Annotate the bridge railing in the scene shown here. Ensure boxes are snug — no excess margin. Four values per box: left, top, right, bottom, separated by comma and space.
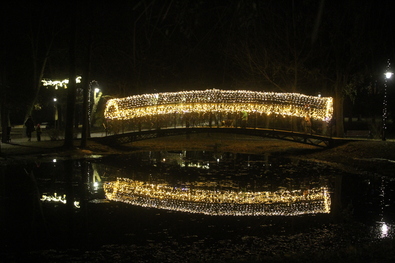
103, 112, 333, 137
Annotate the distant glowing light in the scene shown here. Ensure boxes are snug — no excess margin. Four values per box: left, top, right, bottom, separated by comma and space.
104, 89, 333, 122
385, 72, 393, 79
104, 177, 331, 216
381, 223, 389, 238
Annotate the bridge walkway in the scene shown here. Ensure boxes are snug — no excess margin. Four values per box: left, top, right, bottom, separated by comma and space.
92, 126, 352, 148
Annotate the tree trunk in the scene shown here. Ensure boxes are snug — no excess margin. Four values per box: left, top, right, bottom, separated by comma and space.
334, 85, 344, 138
1, 98, 8, 143
80, 36, 91, 148
64, 18, 77, 149
26, 47, 51, 119
1, 21, 9, 143
26, 25, 55, 119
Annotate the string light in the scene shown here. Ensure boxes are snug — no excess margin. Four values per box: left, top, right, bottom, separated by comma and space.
104, 177, 331, 216
104, 89, 333, 122
42, 76, 82, 89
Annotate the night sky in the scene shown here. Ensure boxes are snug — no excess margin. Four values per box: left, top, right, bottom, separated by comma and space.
1, 0, 395, 123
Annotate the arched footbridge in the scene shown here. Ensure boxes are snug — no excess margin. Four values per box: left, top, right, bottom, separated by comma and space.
94, 127, 336, 148
99, 89, 336, 147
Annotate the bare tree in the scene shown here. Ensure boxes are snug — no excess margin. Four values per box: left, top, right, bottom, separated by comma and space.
226, 1, 387, 137
310, 0, 381, 137
24, 4, 69, 121
26, 27, 55, 119
225, 1, 313, 92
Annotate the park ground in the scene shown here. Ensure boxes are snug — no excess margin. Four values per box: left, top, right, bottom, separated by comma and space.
2, 130, 395, 176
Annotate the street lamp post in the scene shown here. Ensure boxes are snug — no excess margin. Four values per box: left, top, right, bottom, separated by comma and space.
91, 84, 102, 128
382, 59, 393, 141
53, 98, 58, 129
81, 80, 102, 147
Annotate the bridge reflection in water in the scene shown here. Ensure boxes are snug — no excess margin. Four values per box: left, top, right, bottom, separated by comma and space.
104, 178, 331, 216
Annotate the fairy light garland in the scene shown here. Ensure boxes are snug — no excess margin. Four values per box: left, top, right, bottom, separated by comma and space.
42, 76, 82, 89
104, 89, 333, 122
104, 178, 331, 216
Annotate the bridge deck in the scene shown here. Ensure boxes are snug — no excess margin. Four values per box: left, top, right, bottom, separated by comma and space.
92, 126, 350, 148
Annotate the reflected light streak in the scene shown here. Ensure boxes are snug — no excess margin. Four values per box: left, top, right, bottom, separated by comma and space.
104, 178, 331, 216
104, 89, 333, 122
41, 193, 80, 208
180, 162, 210, 169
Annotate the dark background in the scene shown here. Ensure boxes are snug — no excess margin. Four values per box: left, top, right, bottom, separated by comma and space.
1, 0, 395, 125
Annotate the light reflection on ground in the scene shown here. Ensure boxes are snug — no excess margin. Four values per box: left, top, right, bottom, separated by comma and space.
371, 221, 394, 239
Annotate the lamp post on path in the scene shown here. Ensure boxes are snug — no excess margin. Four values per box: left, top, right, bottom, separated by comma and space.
82, 80, 101, 146
382, 59, 393, 141
91, 86, 102, 128
53, 98, 58, 129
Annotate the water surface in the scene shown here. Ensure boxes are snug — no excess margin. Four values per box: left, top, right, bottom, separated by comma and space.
2, 151, 394, 261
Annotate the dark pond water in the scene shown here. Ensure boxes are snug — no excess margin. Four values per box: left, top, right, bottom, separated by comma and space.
1, 151, 394, 262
